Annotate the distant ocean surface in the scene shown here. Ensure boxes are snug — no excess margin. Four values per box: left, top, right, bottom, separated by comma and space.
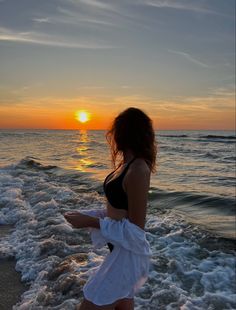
0, 129, 235, 309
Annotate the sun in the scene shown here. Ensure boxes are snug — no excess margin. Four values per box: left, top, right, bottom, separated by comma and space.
75, 111, 90, 123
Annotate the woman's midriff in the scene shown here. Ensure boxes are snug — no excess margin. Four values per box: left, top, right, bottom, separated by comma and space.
106, 202, 128, 220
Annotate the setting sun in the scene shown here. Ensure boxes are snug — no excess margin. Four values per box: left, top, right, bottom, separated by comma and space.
75, 111, 90, 123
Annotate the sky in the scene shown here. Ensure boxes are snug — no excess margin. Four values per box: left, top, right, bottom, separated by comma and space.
0, 0, 235, 130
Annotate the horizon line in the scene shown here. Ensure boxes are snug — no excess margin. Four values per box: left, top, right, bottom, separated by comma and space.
0, 128, 235, 131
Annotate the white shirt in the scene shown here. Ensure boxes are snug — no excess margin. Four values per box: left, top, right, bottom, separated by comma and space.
80, 208, 152, 306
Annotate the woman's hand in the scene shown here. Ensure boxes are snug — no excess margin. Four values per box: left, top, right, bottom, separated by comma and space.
64, 212, 100, 229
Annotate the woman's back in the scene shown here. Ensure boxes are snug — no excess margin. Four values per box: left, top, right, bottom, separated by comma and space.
105, 156, 151, 228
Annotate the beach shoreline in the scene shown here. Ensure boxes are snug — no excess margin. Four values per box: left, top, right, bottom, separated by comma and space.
0, 225, 28, 310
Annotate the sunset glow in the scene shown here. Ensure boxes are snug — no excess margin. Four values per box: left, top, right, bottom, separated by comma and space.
75, 111, 90, 124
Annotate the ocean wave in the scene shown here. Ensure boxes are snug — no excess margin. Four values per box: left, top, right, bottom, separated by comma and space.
202, 152, 219, 159
17, 157, 58, 170
158, 134, 236, 143
89, 140, 106, 147
148, 188, 236, 215
159, 134, 189, 138
223, 156, 236, 162
148, 187, 236, 240
200, 135, 236, 139
0, 131, 50, 138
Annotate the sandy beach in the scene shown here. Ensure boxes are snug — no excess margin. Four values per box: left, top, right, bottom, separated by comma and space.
0, 225, 27, 310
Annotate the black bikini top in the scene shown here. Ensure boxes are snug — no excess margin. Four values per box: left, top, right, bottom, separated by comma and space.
103, 157, 137, 210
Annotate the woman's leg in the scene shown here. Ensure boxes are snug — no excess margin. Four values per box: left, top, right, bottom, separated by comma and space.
114, 298, 134, 310
77, 298, 116, 310
77, 297, 134, 310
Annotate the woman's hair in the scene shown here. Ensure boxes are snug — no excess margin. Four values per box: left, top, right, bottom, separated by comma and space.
106, 107, 157, 173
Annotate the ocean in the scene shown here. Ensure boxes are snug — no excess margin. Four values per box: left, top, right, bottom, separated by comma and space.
0, 129, 235, 309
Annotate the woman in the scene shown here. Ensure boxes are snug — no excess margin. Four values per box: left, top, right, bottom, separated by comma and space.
64, 107, 157, 310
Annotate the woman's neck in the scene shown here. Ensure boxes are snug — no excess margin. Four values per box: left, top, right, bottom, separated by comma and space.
123, 150, 135, 164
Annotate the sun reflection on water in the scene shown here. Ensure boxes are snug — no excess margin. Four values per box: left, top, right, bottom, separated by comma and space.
75, 130, 93, 172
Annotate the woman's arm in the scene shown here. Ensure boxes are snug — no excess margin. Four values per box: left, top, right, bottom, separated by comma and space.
124, 159, 151, 230
64, 212, 100, 229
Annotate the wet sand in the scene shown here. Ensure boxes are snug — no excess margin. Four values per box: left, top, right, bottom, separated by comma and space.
0, 225, 28, 310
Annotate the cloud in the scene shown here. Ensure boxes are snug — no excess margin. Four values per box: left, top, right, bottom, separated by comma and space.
167, 49, 209, 68
209, 86, 235, 97
68, 0, 224, 16
77, 86, 106, 90
142, 0, 224, 15
56, 7, 116, 27
0, 26, 117, 48
32, 17, 51, 23
76, 0, 115, 11
61, 0, 140, 28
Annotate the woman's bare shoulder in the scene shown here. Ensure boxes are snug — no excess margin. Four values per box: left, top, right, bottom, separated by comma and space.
132, 158, 150, 172
127, 158, 151, 180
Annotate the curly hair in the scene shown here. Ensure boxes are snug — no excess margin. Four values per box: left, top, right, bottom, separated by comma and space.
106, 107, 157, 173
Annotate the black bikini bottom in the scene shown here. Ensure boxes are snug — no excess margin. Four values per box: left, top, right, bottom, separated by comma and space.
107, 242, 114, 252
